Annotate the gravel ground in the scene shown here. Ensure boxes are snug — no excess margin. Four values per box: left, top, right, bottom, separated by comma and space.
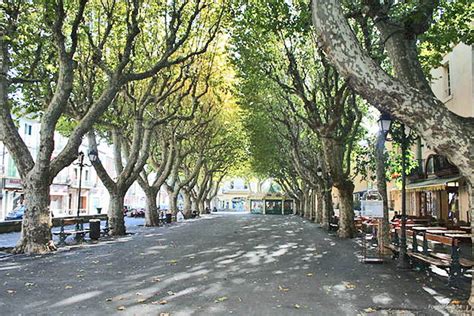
0, 214, 470, 315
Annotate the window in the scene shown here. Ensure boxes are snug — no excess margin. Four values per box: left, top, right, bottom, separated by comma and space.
24, 123, 32, 136
443, 62, 451, 98
7, 157, 18, 177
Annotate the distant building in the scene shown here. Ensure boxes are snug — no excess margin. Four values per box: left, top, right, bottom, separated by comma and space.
214, 178, 294, 215
0, 118, 147, 220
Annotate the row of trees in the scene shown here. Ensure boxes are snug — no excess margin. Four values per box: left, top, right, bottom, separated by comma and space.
232, 0, 473, 302
0, 0, 244, 254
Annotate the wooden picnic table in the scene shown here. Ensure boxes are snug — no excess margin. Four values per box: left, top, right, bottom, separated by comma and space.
411, 226, 447, 231
412, 218, 431, 223
426, 229, 466, 235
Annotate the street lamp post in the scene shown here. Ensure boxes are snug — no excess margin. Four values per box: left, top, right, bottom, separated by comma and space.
378, 113, 411, 269
73, 150, 98, 232
397, 123, 411, 269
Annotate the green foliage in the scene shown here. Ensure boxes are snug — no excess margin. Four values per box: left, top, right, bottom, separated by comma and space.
419, 0, 473, 72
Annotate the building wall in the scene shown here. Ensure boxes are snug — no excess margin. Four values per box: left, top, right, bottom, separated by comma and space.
430, 43, 473, 118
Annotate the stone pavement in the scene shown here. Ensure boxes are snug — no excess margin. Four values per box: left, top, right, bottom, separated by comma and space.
0, 214, 469, 315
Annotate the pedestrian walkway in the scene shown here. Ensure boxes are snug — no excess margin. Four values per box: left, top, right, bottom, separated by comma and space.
0, 214, 468, 315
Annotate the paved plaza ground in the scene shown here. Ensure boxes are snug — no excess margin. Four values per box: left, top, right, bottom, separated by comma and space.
0, 214, 470, 315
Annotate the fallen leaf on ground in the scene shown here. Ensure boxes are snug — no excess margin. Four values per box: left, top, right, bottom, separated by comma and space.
168, 260, 178, 265
306, 273, 313, 277
450, 300, 462, 305
214, 296, 228, 303
159, 300, 168, 305
6, 289, 16, 294
65, 285, 73, 289
294, 304, 301, 309
25, 282, 35, 287
117, 306, 126, 311
167, 291, 175, 296
105, 298, 112, 302
137, 298, 146, 303
152, 277, 161, 282
363, 307, 376, 313
278, 285, 289, 292
345, 283, 356, 289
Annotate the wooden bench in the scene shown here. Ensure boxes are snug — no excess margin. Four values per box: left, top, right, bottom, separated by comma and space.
52, 215, 109, 245
52, 218, 89, 245
408, 231, 470, 286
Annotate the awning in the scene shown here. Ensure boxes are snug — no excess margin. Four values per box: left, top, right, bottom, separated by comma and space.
406, 175, 462, 192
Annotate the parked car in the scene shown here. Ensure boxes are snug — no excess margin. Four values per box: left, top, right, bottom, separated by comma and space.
5, 205, 26, 220
130, 208, 145, 217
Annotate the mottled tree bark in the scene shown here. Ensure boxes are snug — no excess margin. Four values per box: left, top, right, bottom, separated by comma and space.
315, 189, 323, 224
168, 191, 178, 215
183, 189, 192, 218
108, 191, 126, 236
321, 185, 334, 230
335, 180, 355, 238
144, 188, 159, 227
303, 187, 311, 219
13, 181, 52, 254
321, 138, 355, 237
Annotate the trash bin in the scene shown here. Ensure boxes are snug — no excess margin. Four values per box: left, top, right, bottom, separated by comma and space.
89, 219, 101, 240
165, 213, 172, 224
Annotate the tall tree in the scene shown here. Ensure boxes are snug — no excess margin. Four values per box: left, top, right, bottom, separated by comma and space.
0, 0, 224, 253
312, 0, 474, 301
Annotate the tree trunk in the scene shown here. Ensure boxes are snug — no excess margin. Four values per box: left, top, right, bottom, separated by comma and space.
169, 192, 178, 215
315, 189, 323, 224
13, 182, 52, 254
321, 185, 334, 230
198, 199, 205, 214
303, 188, 310, 219
294, 199, 301, 216
183, 190, 192, 218
144, 188, 160, 227
375, 131, 391, 254
336, 180, 355, 238
108, 192, 126, 236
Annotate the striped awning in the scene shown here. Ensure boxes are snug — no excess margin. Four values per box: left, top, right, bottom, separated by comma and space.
406, 175, 462, 192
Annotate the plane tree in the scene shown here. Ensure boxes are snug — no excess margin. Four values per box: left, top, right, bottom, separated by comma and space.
232, 0, 366, 237
0, 0, 224, 253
